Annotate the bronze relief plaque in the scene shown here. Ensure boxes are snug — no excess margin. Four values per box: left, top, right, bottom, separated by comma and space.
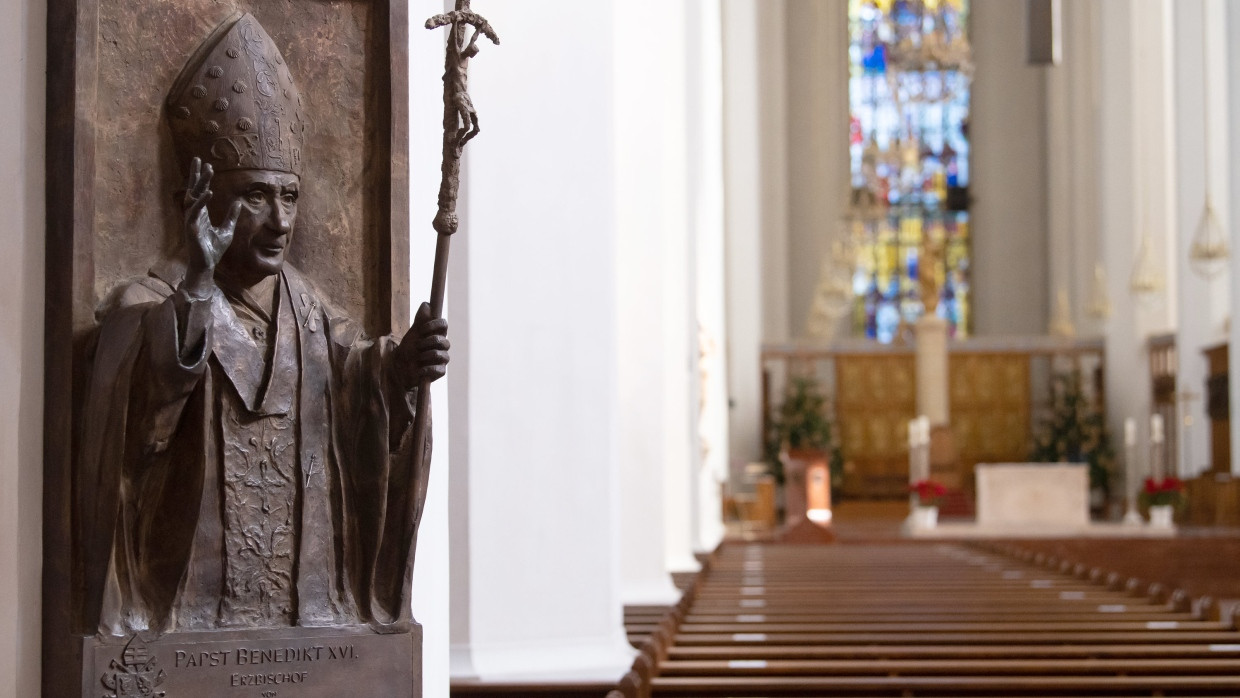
46, 1, 428, 696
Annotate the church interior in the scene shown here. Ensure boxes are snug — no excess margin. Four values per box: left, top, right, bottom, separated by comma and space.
4, 0, 1240, 696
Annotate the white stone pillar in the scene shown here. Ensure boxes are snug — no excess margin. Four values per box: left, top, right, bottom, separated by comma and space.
614, 0, 696, 602
1227, 0, 1240, 475
1172, 0, 1231, 478
689, 0, 729, 554
1045, 1, 1105, 338
915, 316, 951, 426
1097, 0, 1177, 478
722, 0, 790, 466
448, 0, 633, 680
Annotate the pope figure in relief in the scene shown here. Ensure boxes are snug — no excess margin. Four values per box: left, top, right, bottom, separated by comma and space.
77, 13, 448, 637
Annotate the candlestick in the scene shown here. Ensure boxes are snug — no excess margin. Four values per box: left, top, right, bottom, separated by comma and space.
1124, 417, 1136, 447
1122, 437, 1142, 526
1150, 412, 1166, 481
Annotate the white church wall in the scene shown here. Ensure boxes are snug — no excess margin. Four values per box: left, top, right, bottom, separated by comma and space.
0, 0, 44, 692
448, 0, 633, 680
969, 0, 1050, 336
784, 0, 850, 341
450, 0, 729, 671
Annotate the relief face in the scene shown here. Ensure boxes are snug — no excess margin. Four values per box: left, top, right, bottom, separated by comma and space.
78, 12, 447, 639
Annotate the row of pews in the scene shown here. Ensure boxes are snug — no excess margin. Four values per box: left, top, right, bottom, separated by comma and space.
611, 541, 1240, 697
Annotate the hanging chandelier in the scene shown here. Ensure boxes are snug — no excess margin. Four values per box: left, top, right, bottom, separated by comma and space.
1130, 230, 1165, 297
1188, 17, 1229, 279
1189, 196, 1229, 279
1086, 263, 1112, 319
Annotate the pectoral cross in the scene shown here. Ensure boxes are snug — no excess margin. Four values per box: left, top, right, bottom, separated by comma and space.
299, 293, 319, 333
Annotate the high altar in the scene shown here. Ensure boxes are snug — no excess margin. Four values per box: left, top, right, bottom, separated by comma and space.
763, 335, 1105, 500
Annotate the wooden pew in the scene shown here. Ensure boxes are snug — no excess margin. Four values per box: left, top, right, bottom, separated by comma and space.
625, 604, 673, 647
621, 541, 1240, 697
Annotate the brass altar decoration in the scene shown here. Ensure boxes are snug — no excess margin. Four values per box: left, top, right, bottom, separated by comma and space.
835, 353, 918, 496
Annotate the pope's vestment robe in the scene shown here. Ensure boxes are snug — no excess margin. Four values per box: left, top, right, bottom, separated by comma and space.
77, 262, 428, 636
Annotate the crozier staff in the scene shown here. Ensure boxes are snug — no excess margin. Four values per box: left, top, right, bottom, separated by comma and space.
407, 0, 499, 549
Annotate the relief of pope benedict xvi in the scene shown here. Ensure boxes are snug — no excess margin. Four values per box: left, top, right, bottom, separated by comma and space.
76, 12, 449, 637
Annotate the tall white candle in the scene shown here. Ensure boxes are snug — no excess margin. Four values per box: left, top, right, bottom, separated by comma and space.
908, 418, 920, 449
1124, 418, 1136, 447
1151, 414, 1164, 444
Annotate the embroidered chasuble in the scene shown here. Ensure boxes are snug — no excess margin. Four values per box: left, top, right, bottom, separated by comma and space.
169, 274, 347, 630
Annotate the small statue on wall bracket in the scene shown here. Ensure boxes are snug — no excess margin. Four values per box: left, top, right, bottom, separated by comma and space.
919, 234, 944, 316
75, 3, 495, 639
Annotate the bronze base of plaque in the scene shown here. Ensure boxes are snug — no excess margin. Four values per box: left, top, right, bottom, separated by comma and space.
83, 624, 421, 697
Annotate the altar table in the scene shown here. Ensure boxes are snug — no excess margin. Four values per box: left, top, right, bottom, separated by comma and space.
975, 463, 1089, 529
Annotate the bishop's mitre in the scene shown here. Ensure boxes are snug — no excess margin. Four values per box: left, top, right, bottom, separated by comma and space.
166, 12, 308, 176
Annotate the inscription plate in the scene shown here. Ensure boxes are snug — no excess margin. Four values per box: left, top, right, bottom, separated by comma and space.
83, 625, 420, 698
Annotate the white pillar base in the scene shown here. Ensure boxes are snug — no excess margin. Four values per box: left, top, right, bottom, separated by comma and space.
915, 315, 951, 425
622, 579, 685, 607
466, 635, 637, 682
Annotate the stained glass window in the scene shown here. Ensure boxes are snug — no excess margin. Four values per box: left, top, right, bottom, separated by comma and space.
847, 0, 972, 343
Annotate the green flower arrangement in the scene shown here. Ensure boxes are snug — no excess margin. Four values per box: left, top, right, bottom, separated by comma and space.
765, 376, 844, 487
1029, 370, 1115, 499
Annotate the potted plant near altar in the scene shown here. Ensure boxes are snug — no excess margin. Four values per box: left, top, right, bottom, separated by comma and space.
1030, 370, 1116, 513
765, 376, 844, 523
1139, 477, 1185, 528
766, 377, 843, 481
909, 479, 948, 529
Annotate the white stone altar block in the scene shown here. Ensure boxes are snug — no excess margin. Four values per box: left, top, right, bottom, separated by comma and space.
975, 463, 1090, 528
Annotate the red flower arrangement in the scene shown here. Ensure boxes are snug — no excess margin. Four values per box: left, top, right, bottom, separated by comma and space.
909, 479, 948, 507
1140, 477, 1186, 508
